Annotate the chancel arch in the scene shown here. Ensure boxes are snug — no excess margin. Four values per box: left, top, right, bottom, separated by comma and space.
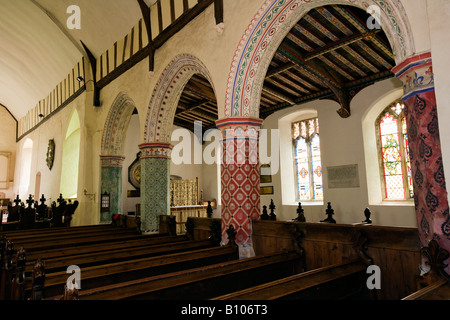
140, 53, 217, 233
224, 0, 415, 119
100, 92, 139, 223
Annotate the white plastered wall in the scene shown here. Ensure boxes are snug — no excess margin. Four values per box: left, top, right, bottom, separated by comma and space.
263, 78, 417, 227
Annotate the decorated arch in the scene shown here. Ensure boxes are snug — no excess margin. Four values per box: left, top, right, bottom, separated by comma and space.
224, 0, 415, 119
100, 92, 137, 223
140, 54, 216, 232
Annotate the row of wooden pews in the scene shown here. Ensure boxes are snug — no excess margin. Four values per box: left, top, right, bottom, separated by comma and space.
1, 213, 448, 301
1, 194, 78, 231
74, 250, 302, 300
241, 220, 450, 300
41, 219, 304, 300
212, 259, 369, 300
0, 216, 243, 300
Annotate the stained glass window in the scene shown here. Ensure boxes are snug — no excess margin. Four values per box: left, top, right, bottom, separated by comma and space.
376, 101, 413, 200
292, 118, 323, 201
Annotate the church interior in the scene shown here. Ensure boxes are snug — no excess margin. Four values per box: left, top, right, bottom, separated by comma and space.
0, 0, 449, 303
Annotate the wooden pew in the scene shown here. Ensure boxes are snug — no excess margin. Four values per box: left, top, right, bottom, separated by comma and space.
0, 224, 113, 237
26, 216, 225, 299
63, 250, 303, 300
211, 259, 369, 300
402, 240, 450, 300
251, 220, 422, 300
2, 225, 134, 241
33, 245, 238, 298
402, 279, 450, 300
6, 228, 144, 252
24, 234, 188, 262
1, 220, 172, 299
3, 216, 221, 300
27, 238, 217, 273
1, 194, 80, 232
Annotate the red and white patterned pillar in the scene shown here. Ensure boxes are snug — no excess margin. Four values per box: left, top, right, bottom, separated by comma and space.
216, 118, 263, 246
393, 52, 450, 272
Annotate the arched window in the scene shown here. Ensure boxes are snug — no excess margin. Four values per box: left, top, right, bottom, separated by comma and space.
376, 101, 413, 200
292, 118, 323, 201
60, 110, 80, 199
19, 139, 33, 197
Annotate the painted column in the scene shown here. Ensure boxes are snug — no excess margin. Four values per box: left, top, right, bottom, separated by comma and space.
100, 155, 125, 223
216, 118, 263, 246
139, 142, 173, 233
393, 52, 450, 272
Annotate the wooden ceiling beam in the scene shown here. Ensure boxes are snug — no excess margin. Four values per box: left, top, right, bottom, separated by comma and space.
278, 43, 352, 118
304, 30, 381, 61
176, 99, 209, 116
137, 0, 154, 71
267, 72, 312, 95
262, 86, 295, 105
333, 5, 394, 61
184, 81, 216, 102
265, 62, 296, 78
279, 43, 337, 87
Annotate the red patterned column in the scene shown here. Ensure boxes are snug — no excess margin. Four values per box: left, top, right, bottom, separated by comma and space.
393, 52, 450, 272
216, 118, 263, 246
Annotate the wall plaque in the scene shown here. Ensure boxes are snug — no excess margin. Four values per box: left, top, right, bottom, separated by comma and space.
46, 139, 55, 170
327, 164, 360, 189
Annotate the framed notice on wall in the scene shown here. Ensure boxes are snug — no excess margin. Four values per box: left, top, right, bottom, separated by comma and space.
260, 186, 274, 195
101, 192, 110, 212
260, 164, 272, 183
327, 164, 360, 189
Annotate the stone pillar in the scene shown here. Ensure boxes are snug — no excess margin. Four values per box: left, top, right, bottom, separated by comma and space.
100, 155, 125, 223
393, 52, 450, 272
216, 118, 263, 246
139, 142, 173, 233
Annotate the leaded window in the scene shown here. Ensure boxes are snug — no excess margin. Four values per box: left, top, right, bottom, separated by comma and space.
376, 101, 413, 200
292, 118, 323, 201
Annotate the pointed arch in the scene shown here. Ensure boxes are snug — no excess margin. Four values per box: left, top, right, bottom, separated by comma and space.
101, 92, 137, 156
224, 0, 415, 118
143, 53, 216, 143
100, 92, 139, 223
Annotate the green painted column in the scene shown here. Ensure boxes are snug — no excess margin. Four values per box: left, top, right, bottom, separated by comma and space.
100, 156, 125, 223
139, 143, 173, 233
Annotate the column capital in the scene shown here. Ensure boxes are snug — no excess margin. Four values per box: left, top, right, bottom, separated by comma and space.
100, 155, 125, 168
215, 117, 263, 140
139, 142, 173, 160
216, 117, 263, 129
392, 52, 434, 100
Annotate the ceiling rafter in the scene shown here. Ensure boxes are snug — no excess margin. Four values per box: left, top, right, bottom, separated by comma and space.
333, 5, 394, 61
278, 41, 354, 118
176, 99, 209, 116
173, 5, 396, 130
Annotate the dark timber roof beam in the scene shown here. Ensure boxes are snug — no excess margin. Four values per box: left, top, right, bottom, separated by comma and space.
278, 42, 352, 118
